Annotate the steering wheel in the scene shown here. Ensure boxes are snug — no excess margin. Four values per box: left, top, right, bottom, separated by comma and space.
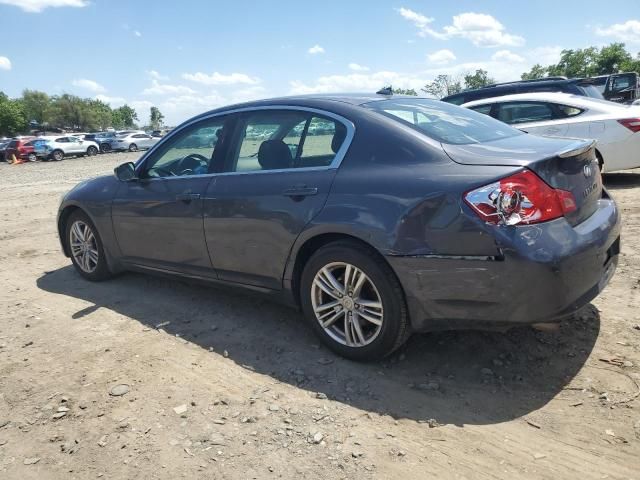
177, 153, 208, 175
149, 166, 176, 177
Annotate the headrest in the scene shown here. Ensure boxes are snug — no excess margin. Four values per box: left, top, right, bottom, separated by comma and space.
258, 140, 292, 170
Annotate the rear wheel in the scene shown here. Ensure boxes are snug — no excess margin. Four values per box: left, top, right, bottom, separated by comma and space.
52, 150, 64, 161
128, 143, 138, 152
87, 146, 98, 156
300, 241, 410, 361
100, 143, 111, 153
65, 210, 112, 281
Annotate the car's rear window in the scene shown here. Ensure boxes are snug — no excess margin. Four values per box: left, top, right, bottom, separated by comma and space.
365, 98, 523, 145
576, 84, 604, 99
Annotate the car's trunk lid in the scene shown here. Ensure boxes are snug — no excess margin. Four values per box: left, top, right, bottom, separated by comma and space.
442, 135, 602, 226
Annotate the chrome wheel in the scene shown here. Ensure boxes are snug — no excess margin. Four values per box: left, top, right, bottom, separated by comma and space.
69, 220, 99, 273
311, 262, 384, 347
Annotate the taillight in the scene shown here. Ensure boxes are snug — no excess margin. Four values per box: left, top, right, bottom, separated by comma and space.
464, 169, 576, 226
617, 118, 640, 133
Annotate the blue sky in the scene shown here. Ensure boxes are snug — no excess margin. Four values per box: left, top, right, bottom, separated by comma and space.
0, 0, 639, 124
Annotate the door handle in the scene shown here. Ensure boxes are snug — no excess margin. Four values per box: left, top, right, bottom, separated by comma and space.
176, 192, 201, 202
282, 186, 318, 197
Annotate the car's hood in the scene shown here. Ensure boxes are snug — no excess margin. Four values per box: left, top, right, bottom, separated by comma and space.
441, 134, 592, 167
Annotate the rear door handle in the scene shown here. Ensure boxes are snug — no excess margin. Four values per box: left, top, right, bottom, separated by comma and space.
282, 186, 318, 197
176, 192, 201, 202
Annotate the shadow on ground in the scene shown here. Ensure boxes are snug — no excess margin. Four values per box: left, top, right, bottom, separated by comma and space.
604, 172, 640, 190
38, 266, 599, 426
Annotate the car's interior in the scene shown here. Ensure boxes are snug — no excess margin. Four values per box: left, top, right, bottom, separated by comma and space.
142, 112, 347, 178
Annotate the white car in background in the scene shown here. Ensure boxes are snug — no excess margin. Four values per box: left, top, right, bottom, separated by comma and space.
38, 135, 100, 161
462, 92, 640, 172
109, 132, 159, 152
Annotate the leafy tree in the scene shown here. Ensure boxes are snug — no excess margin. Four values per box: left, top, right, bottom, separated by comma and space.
595, 43, 633, 75
464, 69, 495, 89
547, 47, 600, 77
21, 89, 50, 126
0, 92, 28, 136
149, 106, 164, 129
112, 105, 138, 129
391, 87, 418, 96
86, 99, 113, 131
521, 64, 548, 80
421, 74, 462, 99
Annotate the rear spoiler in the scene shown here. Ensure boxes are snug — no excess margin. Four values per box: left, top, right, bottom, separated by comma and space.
557, 140, 596, 158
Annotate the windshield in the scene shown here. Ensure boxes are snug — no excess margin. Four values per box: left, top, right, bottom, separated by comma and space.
365, 98, 523, 145
577, 84, 604, 99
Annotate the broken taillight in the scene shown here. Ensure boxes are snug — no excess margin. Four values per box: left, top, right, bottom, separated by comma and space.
464, 169, 577, 226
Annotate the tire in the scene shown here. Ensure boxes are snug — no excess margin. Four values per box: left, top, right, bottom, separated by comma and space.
596, 151, 604, 172
300, 240, 410, 361
87, 146, 98, 156
128, 143, 138, 152
100, 143, 111, 153
65, 210, 112, 281
52, 150, 64, 161
27, 153, 37, 162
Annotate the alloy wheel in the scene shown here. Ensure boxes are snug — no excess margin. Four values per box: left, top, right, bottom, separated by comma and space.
310, 262, 384, 347
69, 220, 99, 273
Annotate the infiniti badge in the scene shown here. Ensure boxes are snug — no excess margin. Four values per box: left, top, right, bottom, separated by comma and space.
583, 164, 593, 178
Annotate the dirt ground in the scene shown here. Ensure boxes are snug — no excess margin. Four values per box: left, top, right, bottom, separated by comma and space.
0, 153, 639, 480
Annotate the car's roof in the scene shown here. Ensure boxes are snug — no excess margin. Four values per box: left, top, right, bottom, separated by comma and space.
461, 92, 623, 110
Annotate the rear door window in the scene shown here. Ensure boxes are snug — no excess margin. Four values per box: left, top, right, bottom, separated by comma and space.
469, 104, 494, 116
495, 102, 555, 124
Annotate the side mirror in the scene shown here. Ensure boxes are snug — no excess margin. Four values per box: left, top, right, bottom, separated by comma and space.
114, 162, 137, 182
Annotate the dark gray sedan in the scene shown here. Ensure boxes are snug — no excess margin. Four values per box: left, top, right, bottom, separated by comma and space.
57, 94, 621, 360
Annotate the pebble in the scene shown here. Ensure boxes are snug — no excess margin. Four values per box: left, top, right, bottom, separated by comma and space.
623, 361, 634, 367
97, 435, 108, 447
317, 358, 333, 365
480, 368, 494, 376
173, 404, 188, 415
57, 406, 70, 413
223, 350, 229, 358
417, 382, 440, 391
315, 392, 328, 400
312, 432, 324, 444
533, 453, 547, 460
23, 457, 40, 465
109, 384, 130, 397
268, 404, 280, 412
209, 433, 226, 446
52, 412, 67, 419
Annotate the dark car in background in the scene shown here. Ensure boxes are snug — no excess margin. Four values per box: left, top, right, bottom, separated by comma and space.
442, 77, 604, 105
57, 94, 620, 360
0, 139, 10, 162
85, 132, 117, 152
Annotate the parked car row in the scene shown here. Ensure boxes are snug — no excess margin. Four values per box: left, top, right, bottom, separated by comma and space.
439, 76, 640, 173
1, 130, 162, 162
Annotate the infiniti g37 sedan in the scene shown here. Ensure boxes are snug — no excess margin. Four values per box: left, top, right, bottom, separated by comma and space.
57, 95, 621, 360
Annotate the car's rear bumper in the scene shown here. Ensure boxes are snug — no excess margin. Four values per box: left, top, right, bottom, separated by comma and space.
387, 195, 621, 332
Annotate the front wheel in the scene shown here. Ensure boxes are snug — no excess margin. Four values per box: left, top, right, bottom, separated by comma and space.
65, 210, 112, 281
27, 153, 37, 162
128, 143, 138, 152
300, 241, 410, 361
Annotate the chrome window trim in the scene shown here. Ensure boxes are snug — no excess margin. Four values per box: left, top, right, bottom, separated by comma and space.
134, 105, 355, 180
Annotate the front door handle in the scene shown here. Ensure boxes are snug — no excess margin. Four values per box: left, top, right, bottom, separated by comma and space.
282, 186, 318, 197
176, 192, 201, 202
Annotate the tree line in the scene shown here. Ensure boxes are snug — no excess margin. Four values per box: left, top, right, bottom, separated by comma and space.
393, 42, 640, 99
0, 90, 165, 137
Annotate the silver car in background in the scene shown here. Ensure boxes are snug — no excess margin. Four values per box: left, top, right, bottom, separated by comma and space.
109, 133, 159, 152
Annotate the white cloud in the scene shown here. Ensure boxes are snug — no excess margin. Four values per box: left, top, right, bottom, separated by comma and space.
0, 56, 11, 70
0, 0, 87, 12
72, 78, 106, 93
129, 100, 154, 111
147, 70, 169, 81
308, 45, 325, 55
398, 9, 524, 47
397, 7, 434, 28
491, 50, 525, 63
142, 79, 196, 96
229, 86, 267, 104
428, 49, 456, 65
181, 71, 260, 86
134, 30, 142, 37
348, 63, 370, 72
95, 94, 126, 107
596, 20, 640, 44
290, 71, 427, 95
